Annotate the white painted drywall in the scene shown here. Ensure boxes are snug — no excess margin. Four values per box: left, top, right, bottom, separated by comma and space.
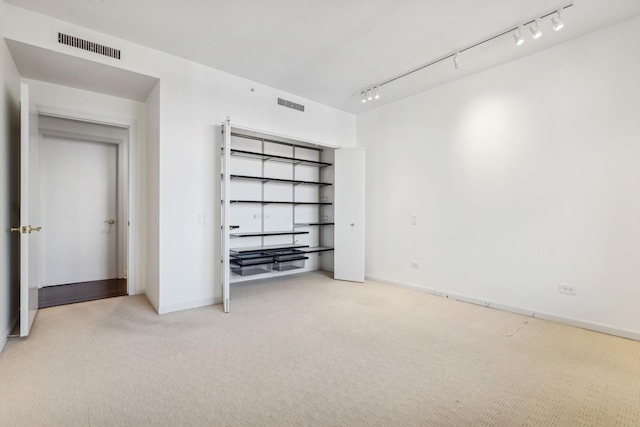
145, 81, 160, 312
0, 13, 22, 352
358, 16, 640, 338
0, 4, 357, 314
155, 54, 356, 313
41, 137, 118, 285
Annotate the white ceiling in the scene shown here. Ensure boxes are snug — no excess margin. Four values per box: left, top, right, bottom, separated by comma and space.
5, 0, 640, 113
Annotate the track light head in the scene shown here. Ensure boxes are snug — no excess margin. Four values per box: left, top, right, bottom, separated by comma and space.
453, 52, 461, 69
513, 26, 524, 46
374, 87, 380, 99
361, 92, 367, 103
530, 19, 542, 39
552, 10, 564, 31
367, 89, 373, 101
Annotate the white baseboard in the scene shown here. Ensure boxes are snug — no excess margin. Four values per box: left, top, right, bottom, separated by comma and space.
158, 297, 222, 315
366, 275, 640, 342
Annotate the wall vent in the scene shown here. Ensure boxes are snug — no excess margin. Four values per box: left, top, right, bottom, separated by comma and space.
57, 32, 121, 60
277, 98, 305, 112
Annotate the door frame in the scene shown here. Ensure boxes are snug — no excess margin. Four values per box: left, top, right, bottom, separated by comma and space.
35, 105, 139, 295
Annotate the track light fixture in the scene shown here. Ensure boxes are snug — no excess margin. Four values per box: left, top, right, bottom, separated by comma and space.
360, 86, 381, 104
552, 9, 564, 31
530, 19, 542, 39
513, 26, 524, 46
356, 3, 573, 105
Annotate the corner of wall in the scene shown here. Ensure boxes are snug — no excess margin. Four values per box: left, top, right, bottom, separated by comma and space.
143, 80, 160, 312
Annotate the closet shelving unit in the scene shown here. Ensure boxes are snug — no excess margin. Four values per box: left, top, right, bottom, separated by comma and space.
221, 121, 335, 311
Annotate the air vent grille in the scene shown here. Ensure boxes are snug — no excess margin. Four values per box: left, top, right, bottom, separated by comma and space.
277, 98, 305, 112
57, 32, 121, 60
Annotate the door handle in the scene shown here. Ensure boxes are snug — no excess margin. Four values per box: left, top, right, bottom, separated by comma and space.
105, 219, 116, 225
29, 226, 42, 233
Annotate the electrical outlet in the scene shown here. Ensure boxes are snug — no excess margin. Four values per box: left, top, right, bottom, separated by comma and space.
410, 261, 419, 269
411, 215, 418, 226
198, 214, 205, 226
559, 283, 577, 295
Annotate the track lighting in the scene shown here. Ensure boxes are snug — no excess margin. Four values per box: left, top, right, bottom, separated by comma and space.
360, 86, 381, 104
513, 26, 524, 46
453, 52, 461, 69
552, 10, 564, 31
355, 3, 573, 105
530, 19, 542, 39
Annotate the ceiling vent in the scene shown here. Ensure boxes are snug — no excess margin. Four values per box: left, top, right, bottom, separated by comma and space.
277, 98, 305, 112
57, 32, 121, 60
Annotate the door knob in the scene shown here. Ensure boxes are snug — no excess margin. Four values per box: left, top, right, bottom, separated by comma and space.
105, 219, 116, 225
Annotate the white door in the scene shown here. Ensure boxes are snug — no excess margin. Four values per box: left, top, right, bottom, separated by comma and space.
334, 147, 365, 282
41, 137, 118, 286
15, 83, 40, 337
221, 120, 231, 313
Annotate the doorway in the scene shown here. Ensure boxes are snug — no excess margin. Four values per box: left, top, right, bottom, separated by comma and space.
37, 115, 129, 307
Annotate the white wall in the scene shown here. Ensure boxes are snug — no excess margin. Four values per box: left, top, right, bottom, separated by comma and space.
153, 41, 355, 313
145, 81, 160, 312
358, 16, 640, 339
0, 8, 21, 352
1, 4, 357, 314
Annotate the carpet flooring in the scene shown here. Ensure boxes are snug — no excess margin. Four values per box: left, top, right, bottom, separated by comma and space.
0, 271, 639, 426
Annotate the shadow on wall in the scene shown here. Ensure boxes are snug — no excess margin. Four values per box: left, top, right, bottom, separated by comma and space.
4, 82, 21, 326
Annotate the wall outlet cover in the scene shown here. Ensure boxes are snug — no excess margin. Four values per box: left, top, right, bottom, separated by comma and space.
559, 283, 577, 295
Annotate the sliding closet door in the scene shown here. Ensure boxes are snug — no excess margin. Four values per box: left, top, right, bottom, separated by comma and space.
334, 147, 365, 282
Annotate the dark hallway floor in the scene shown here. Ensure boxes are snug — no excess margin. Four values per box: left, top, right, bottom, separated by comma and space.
38, 278, 127, 308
